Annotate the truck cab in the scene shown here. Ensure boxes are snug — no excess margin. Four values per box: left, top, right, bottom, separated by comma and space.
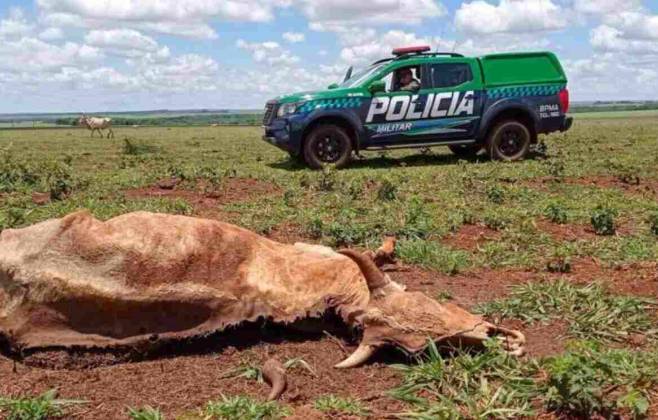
263, 46, 572, 169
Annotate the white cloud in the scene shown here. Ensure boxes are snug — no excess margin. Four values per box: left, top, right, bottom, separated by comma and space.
298, 0, 445, 28
38, 27, 64, 40
339, 30, 437, 65
282, 31, 305, 43
36, 0, 289, 39
0, 8, 33, 39
0, 37, 103, 73
37, 0, 276, 23
138, 54, 221, 92
563, 53, 658, 100
236, 39, 300, 66
589, 7, 658, 56
455, 0, 567, 35
603, 11, 658, 41
572, 0, 642, 16
42, 12, 220, 39
590, 25, 658, 54
85, 29, 159, 53
336, 27, 553, 67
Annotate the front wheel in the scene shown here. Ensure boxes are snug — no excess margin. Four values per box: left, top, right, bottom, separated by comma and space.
486, 120, 531, 161
303, 124, 353, 169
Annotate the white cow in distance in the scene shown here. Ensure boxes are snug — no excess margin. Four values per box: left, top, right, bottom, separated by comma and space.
78, 114, 115, 138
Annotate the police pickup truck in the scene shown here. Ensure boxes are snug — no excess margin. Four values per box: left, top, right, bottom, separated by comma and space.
263, 46, 573, 169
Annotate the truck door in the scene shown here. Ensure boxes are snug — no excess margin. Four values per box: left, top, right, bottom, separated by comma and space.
362, 60, 483, 146
421, 59, 484, 141
363, 64, 433, 147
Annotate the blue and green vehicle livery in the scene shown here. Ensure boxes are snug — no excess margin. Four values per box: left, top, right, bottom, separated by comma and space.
263, 46, 572, 168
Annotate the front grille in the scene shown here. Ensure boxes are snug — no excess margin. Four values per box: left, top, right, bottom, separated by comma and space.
263, 103, 277, 126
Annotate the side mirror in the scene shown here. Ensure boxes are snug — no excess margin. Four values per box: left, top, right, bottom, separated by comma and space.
328, 83, 339, 90
369, 80, 386, 94
343, 66, 353, 82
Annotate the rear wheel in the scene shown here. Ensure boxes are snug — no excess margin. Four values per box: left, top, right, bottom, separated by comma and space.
449, 143, 483, 158
486, 120, 531, 161
303, 124, 353, 169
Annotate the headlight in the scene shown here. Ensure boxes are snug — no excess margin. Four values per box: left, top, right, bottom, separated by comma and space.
277, 102, 302, 117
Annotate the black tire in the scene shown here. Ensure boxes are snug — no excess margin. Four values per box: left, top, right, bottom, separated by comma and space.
449, 143, 483, 158
303, 124, 353, 169
486, 120, 531, 161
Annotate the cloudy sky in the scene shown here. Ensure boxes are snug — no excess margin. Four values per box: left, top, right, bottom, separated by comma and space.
0, 0, 657, 113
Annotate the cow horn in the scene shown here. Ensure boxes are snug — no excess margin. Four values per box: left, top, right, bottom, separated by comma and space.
262, 358, 287, 401
334, 343, 376, 369
338, 249, 389, 291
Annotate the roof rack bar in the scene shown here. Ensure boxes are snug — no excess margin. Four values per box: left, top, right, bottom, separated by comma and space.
371, 51, 464, 65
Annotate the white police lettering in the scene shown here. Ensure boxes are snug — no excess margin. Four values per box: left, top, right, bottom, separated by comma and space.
539, 104, 560, 119
366, 91, 475, 123
366, 97, 390, 122
376, 122, 413, 133
406, 95, 424, 120
386, 96, 409, 121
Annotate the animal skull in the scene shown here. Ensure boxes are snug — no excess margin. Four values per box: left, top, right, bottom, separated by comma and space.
0, 211, 525, 367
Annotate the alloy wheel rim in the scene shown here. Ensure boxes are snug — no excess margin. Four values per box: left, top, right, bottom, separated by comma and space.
316, 136, 342, 163
498, 127, 525, 156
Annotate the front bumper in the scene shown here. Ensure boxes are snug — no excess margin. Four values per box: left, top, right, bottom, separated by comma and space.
263, 118, 294, 153
262, 113, 308, 156
560, 116, 573, 132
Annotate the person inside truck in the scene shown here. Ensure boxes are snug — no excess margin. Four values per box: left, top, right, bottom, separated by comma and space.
397, 67, 420, 91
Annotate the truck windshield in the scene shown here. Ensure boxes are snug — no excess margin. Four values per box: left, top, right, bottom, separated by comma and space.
337, 63, 385, 88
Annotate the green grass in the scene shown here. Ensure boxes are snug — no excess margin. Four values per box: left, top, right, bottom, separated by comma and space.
202, 395, 289, 420
391, 341, 538, 419
477, 280, 658, 342
573, 109, 658, 119
398, 239, 471, 274
541, 341, 658, 418
392, 340, 658, 419
313, 395, 370, 417
128, 406, 165, 420
0, 390, 84, 420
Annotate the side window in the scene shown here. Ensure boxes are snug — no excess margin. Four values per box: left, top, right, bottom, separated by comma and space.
430, 63, 473, 89
376, 66, 423, 92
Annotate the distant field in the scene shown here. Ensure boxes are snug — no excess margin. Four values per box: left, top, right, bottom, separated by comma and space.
574, 109, 658, 119
1, 114, 657, 419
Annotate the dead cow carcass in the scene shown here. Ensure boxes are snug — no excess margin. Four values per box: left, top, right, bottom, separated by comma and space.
0, 211, 525, 367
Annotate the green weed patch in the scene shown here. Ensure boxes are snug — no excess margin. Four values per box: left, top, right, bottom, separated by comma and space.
0, 390, 84, 420
202, 395, 289, 420
398, 239, 470, 275
477, 280, 658, 342
314, 395, 370, 417
392, 341, 658, 419
541, 341, 658, 418
391, 341, 538, 419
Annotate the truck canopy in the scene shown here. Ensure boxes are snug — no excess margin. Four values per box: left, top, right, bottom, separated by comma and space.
479, 52, 567, 88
